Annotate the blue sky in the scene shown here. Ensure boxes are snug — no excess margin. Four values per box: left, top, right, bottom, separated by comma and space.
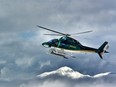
0, 0, 116, 87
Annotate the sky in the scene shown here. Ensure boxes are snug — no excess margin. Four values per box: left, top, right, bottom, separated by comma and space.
0, 0, 116, 87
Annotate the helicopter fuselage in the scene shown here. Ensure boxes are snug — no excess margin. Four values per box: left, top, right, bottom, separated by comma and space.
42, 36, 98, 53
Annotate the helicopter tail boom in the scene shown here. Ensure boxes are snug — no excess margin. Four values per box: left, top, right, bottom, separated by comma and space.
98, 41, 109, 59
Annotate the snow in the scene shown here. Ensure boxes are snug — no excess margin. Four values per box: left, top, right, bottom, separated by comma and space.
37, 66, 111, 79
93, 72, 111, 78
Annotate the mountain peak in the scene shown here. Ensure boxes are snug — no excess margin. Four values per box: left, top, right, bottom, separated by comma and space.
37, 66, 84, 79
37, 66, 111, 79
57, 66, 73, 72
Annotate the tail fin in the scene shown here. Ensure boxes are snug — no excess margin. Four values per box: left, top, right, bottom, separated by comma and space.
98, 41, 109, 59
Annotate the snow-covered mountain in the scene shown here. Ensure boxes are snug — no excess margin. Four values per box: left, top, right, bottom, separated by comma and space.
37, 66, 111, 79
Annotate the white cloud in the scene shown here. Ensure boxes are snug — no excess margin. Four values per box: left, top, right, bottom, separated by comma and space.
0, 0, 116, 87
20, 79, 115, 87
0, 67, 11, 81
74, 83, 114, 87
39, 61, 51, 68
20, 80, 70, 87
93, 72, 111, 78
0, 60, 6, 65
15, 57, 34, 69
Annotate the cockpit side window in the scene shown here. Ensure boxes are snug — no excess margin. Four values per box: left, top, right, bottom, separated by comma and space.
48, 40, 53, 43
64, 37, 77, 45
52, 39, 58, 42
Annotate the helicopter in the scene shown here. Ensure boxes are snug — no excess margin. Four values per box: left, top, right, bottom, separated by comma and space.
37, 25, 109, 59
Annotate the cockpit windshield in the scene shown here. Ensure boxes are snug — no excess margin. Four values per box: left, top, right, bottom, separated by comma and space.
48, 39, 59, 43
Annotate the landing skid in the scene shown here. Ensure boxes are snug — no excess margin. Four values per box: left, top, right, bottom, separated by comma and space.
49, 48, 76, 59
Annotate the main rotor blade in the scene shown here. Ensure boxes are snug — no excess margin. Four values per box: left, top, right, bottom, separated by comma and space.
37, 25, 66, 35
71, 30, 93, 35
43, 34, 63, 36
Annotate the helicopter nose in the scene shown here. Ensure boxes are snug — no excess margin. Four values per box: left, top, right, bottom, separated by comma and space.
42, 42, 51, 48
42, 42, 46, 45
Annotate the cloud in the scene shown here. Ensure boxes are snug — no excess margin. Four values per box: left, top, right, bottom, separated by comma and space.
22, 82, 112, 87
20, 77, 116, 87
15, 57, 35, 69
20, 66, 116, 87
20, 80, 70, 87
39, 61, 51, 69
0, 0, 116, 87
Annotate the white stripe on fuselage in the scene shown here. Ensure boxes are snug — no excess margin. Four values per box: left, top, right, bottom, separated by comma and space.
51, 47, 96, 53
